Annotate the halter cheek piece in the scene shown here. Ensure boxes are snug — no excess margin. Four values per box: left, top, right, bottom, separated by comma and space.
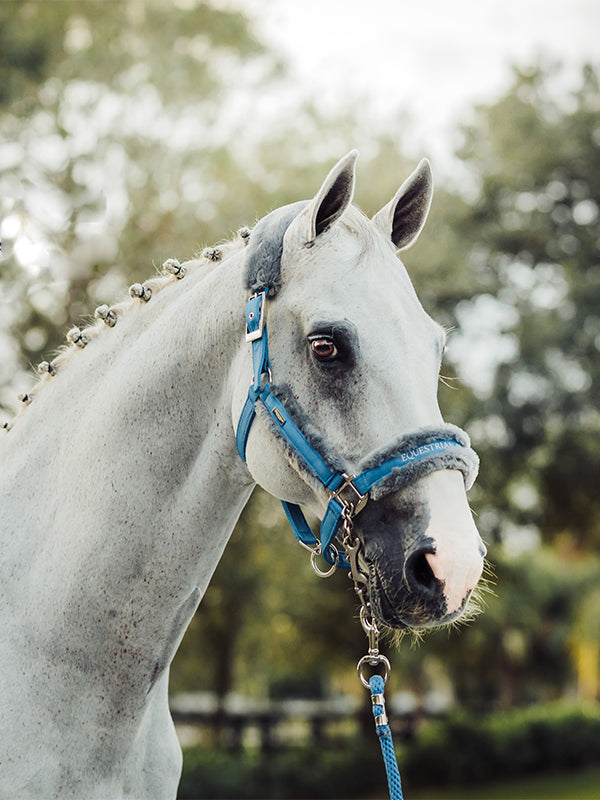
236, 289, 479, 573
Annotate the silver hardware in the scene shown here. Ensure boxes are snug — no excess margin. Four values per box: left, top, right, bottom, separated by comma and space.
329, 473, 368, 516
344, 531, 368, 594
370, 684, 390, 728
342, 513, 393, 691
245, 292, 266, 343
297, 539, 320, 555
272, 407, 285, 425
357, 653, 391, 689
310, 546, 338, 578
360, 605, 381, 655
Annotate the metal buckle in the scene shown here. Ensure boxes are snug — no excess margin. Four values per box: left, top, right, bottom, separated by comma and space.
245, 291, 266, 342
329, 473, 368, 516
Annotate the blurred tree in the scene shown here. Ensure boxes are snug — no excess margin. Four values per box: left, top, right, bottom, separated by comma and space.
400, 63, 600, 711
446, 63, 600, 553
423, 549, 600, 711
0, 0, 273, 408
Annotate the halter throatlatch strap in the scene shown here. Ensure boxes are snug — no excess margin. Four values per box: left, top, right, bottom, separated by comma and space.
236, 291, 479, 572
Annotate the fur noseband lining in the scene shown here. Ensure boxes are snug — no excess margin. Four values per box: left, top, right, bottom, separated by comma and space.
358, 424, 479, 498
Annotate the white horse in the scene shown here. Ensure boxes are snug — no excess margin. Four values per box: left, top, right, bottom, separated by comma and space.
0, 152, 485, 799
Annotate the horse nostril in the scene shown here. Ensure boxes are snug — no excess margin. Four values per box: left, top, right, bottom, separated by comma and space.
405, 549, 439, 596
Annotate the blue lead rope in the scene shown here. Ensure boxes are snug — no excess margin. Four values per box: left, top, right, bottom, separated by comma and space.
370, 674, 404, 800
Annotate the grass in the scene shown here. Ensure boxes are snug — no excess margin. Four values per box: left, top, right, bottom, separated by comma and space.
406, 766, 600, 800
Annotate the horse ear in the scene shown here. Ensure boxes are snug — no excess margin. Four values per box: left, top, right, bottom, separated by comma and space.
372, 159, 433, 250
295, 150, 358, 244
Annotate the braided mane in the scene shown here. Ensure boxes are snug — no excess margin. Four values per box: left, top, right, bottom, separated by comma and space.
3, 229, 250, 430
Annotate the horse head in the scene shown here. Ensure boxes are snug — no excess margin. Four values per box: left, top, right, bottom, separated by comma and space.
234, 151, 485, 631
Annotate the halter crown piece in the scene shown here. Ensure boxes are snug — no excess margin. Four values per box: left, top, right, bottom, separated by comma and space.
235, 288, 479, 575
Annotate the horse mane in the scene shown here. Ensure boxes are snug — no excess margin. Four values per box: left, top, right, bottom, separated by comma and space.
4, 203, 383, 431
2, 229, 251, 430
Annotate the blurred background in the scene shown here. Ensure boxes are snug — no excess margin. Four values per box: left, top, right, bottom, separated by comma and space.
1, 1, 600, 798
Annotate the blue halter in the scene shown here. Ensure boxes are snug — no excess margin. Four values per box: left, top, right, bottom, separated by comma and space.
236, 290, 477, 571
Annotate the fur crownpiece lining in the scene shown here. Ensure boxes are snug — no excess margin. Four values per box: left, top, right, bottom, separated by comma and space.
245, 201, 309, 297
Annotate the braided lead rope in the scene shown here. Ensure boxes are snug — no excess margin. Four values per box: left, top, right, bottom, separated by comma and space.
370, 674, 404, 800
348, 524, 403, 800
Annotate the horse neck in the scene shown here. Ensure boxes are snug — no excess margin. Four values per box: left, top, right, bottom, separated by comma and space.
1, 251, 254, 684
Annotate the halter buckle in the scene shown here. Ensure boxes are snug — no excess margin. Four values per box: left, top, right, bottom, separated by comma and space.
329, 473, 368, 516
245, 291, 267, 342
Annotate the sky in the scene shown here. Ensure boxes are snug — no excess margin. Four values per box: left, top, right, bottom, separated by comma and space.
239, 0, 600, 172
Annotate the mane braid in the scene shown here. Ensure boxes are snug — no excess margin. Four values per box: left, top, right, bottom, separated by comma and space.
2, 229, 250, 430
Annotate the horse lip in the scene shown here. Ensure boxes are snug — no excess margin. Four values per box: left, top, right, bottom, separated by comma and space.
367, 564, 472, 630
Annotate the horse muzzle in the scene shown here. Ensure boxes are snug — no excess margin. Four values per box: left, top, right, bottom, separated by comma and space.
355, 475, 486, 630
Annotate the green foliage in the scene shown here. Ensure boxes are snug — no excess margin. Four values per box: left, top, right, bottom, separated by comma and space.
404, 702, 600, 789
177, 702, 600, 798
0, 0, 271, 395
419, 548, 600, 711
171, 489, 366, 699
453, 64, 600, 551
412, 768, 600, 800
177, 741, 383, 799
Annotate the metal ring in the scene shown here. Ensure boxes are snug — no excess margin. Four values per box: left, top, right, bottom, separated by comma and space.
310, 546, 338, 578
357, 654, 391, 689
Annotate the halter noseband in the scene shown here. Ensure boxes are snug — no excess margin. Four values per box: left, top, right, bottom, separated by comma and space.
235, 289, 479, 573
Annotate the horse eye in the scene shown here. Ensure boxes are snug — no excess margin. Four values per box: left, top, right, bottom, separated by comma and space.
310, 337, 339, 361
